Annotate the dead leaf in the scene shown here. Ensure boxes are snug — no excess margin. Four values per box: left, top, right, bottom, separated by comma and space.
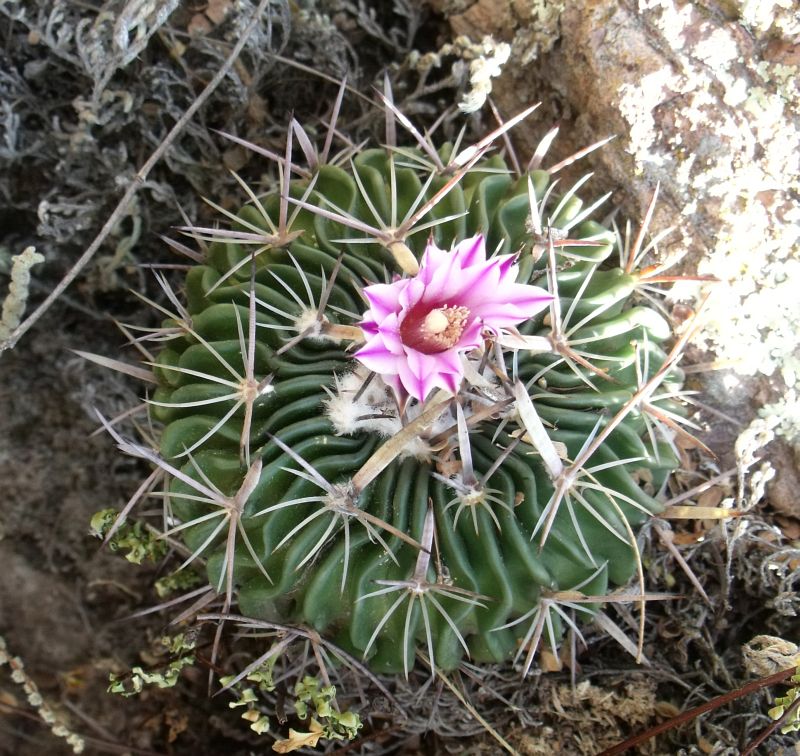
697, 487, 723, 508
654, 701, 680, 718
272, 719, 324, 753
698, 736, 715, 753
187, 13, 213, 37
205, 0, 232, 25
247, 94, 269, 127
436, 453, 462, 478
165, 708, 189, 743
60, 665, 90, 692
540, 649, 563, 673
222, 146, 250, 172
775, 515, 800, 541
671, 529, 706, 546
743, 635, 800, 677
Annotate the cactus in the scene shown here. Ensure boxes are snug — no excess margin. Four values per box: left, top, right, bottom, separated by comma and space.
101, 98, 694, 679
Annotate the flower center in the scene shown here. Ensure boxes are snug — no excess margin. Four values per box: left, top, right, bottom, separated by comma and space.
400, 305, 470, 354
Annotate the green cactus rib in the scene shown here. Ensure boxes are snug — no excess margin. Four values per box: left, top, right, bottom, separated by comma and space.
148, 146, 681, 674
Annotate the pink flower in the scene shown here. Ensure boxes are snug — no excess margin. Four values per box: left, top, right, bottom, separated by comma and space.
354, 235, 552, 401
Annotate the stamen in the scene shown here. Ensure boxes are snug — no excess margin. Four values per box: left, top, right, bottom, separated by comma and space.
401, 305, 470, 354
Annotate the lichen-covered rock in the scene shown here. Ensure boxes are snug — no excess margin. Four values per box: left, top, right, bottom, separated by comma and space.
433, 0, 800, 505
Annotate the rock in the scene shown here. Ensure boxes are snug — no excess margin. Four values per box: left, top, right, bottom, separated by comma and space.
432, 0, 800, 510
767, 438, 800, 522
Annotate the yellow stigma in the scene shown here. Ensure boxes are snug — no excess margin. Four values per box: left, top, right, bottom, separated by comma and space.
420, 305, 469, 350
423, 309, 450, 334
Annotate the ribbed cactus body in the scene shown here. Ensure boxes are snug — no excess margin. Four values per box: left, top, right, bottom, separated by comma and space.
149, 145, 679, 673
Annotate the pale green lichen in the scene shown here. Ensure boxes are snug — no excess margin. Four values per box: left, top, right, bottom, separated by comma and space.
511, 0, 565, 65
454, 36, 511, 113
618, 70, 674, 172
108, 634, 196, 697
768, 670, 800, 735
754, 61, 800, 109
739, 0, 800, 36
0, 246, 45, 344
733, 415, 778, 509
1, 636, 85, 753
405, 35, 511, 113
760, 390, 800, 443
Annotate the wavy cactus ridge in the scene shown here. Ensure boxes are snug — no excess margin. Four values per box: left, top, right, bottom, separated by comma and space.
138, 122, 686, 676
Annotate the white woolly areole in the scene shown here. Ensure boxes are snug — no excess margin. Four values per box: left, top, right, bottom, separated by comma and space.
324, 366, 401, 439
324, 365, 457, 461
292, 308, 344, 344
293, 307, 320, 335
324, 352, 508, 463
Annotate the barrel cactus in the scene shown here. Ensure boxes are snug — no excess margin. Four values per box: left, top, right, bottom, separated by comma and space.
102, 98, 691, 678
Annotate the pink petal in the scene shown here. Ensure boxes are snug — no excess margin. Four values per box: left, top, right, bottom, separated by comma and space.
456, 265, 503, 310
376, 312, 404, 354
496, 253, 518, 279
396, 356, 429, 401
420, 252, 465, 302
455, 319, 484, 350
363, 281, 405, 320
406, 349, 465, 400
354, 338, 402, 375
423, 256, 494, 305
398, 277, 425, 312
438, 369, 461, 394
452, 235, 486, 268
431, 347, 465, 375
418, 241, 449, 285
360, 318, 379, 336
470, 284, 552, 321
